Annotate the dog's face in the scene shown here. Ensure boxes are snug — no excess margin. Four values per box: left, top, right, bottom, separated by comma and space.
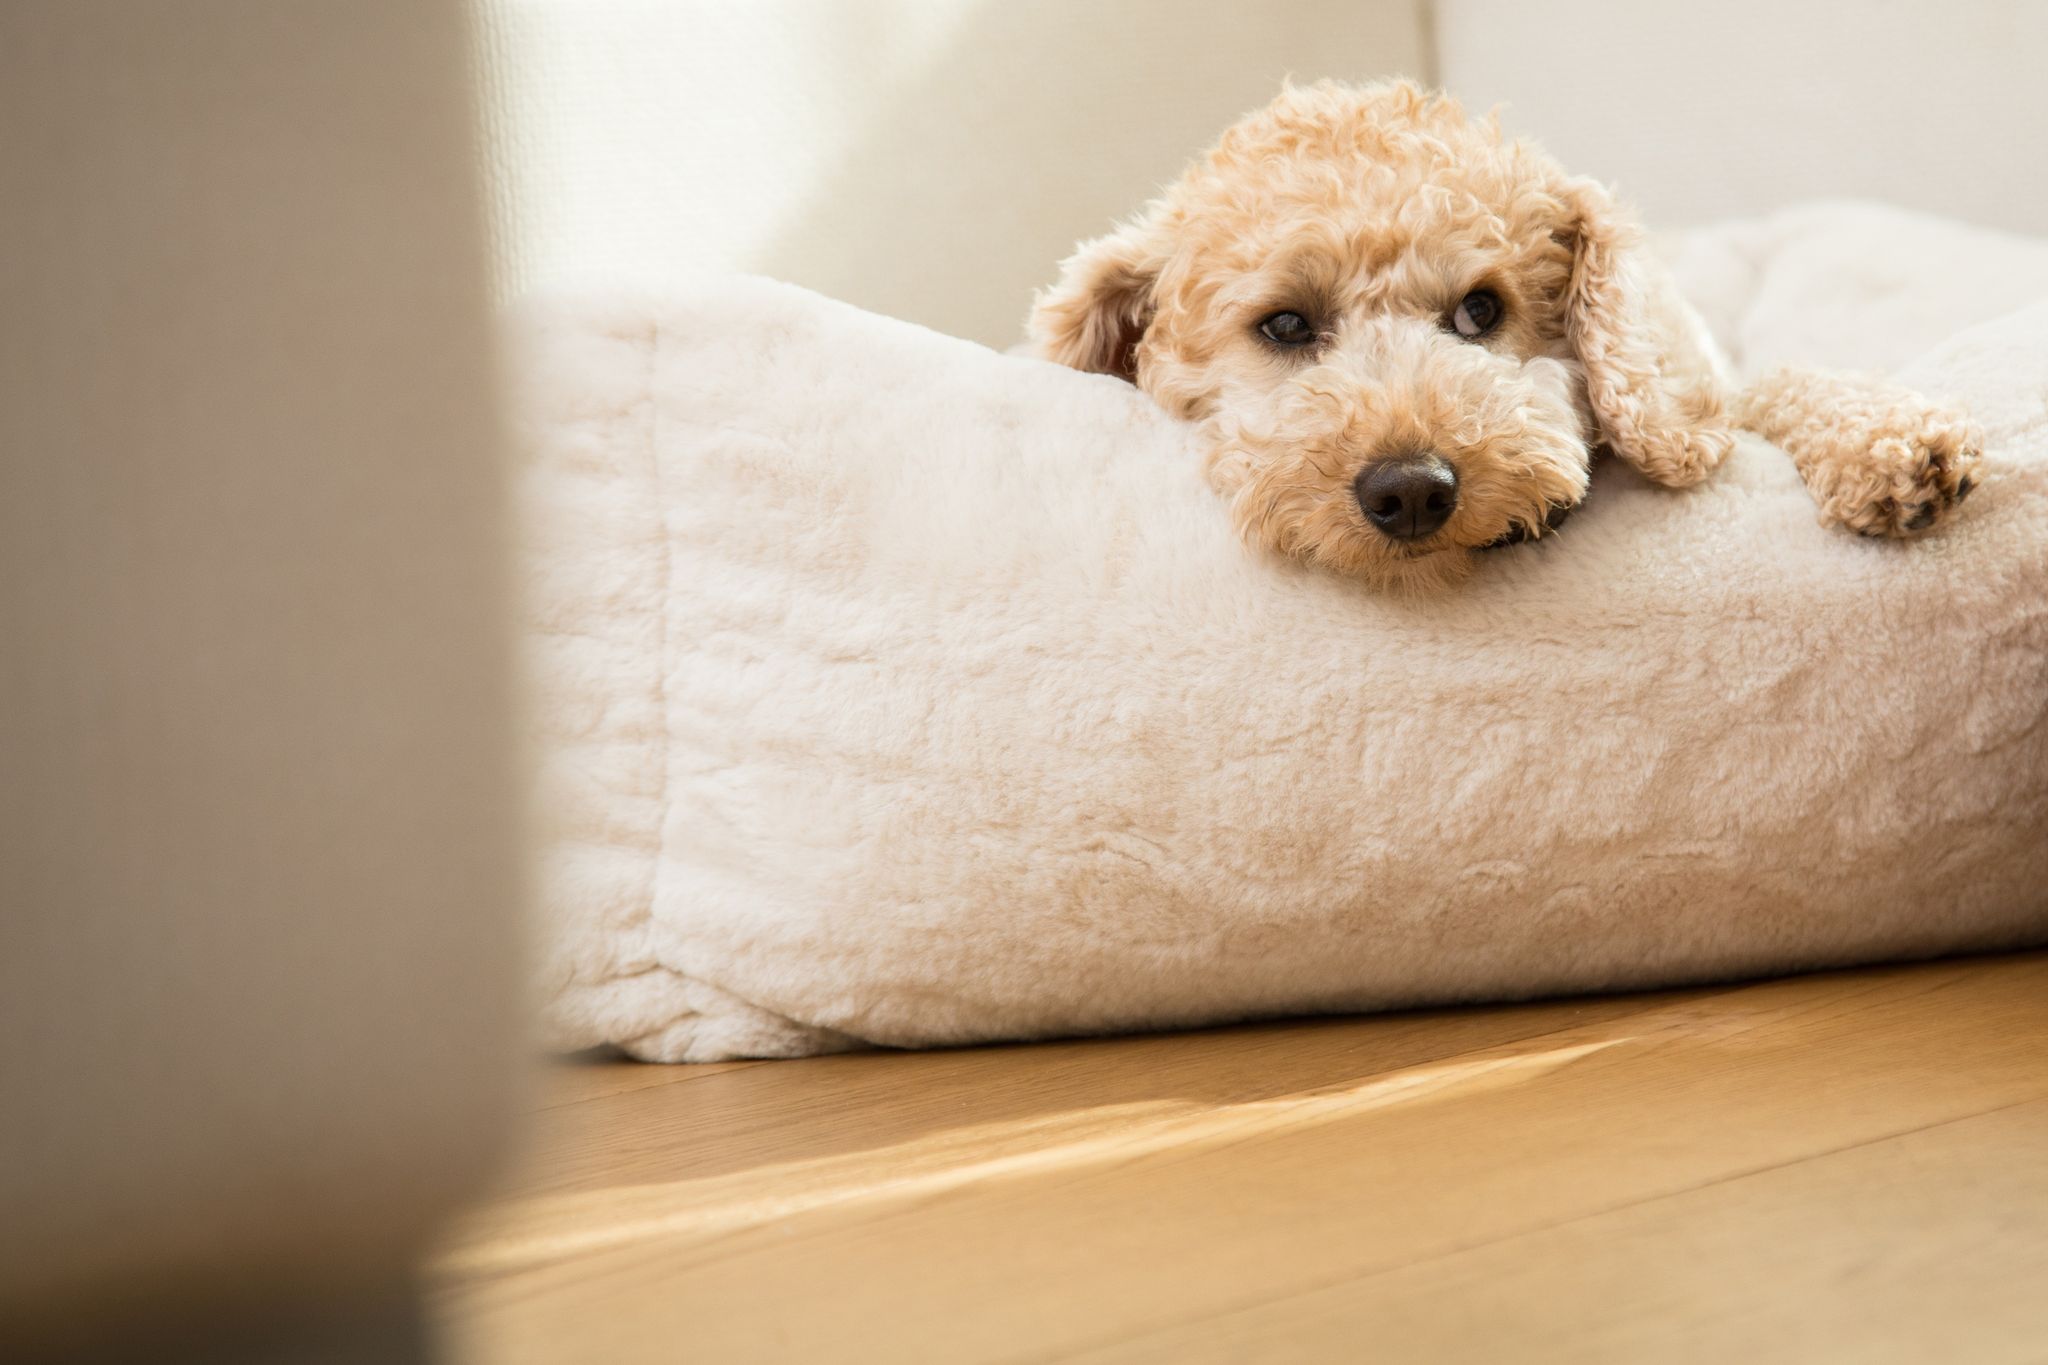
1032, 81, 1730, 588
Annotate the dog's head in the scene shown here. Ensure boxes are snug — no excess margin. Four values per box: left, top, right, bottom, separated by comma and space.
1030, 80, 1730, 588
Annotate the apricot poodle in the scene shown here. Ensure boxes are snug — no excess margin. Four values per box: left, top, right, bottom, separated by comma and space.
1031, 80, 1982, 588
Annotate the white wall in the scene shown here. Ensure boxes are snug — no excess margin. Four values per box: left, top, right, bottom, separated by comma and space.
479, 0, 1430, 347
1435, 0, 2048, 236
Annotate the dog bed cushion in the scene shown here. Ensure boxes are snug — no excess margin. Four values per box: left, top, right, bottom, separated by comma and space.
521, 202, 2048, 1061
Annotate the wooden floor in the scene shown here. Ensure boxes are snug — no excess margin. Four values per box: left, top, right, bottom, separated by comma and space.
433, 952, 2048, 1364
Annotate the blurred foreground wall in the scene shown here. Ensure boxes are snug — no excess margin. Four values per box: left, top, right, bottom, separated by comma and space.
0, 3, 522, 1358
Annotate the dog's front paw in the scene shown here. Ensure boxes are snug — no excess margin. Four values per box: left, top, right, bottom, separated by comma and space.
1745, 370, 1984, 539
1809, 412, 1982, 539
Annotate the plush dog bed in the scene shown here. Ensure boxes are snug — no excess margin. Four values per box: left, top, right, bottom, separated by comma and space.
521, 203, 2048, 1062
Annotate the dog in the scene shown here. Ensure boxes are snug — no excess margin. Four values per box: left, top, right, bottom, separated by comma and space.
1030, 80, 1983, 589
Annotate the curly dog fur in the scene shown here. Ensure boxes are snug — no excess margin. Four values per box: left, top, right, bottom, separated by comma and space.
1031, 80, 1984, 587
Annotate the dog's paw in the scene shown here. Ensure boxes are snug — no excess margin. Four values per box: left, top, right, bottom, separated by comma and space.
1797, 399, 1984, 539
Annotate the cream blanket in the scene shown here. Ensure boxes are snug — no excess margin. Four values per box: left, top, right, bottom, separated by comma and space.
520, 203, 2048, 1061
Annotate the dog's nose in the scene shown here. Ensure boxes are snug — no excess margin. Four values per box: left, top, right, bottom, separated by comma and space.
1354, 454, 1458, 540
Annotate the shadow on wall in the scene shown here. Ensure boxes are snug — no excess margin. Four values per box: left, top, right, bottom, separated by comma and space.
751, 0, 1429, 348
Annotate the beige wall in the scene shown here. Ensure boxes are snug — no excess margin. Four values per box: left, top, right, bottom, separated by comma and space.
1435, 0, 2048, 236
0, 3, 521, 1354
480, 0, 1432, 347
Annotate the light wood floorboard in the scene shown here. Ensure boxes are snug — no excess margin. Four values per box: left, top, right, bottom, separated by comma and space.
435, 952, 2048, 1364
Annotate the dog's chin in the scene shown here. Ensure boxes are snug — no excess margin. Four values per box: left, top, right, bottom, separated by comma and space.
1301, 529, 1479, 592
1362, 545, 1478, 594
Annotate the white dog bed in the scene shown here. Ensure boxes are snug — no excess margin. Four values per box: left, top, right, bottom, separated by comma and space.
521, 203, 2048, 1062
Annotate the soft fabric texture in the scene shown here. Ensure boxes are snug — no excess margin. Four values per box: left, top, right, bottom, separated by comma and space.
520, 202, 2048, 1062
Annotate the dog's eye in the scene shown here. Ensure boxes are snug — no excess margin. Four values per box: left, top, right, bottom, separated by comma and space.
1449, 290, 1504, 339
1258, 311, 1317, 348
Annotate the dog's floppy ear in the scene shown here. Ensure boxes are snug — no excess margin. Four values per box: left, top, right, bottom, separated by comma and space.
1029, 220, 1163, 382
1560, 178, 1736, 488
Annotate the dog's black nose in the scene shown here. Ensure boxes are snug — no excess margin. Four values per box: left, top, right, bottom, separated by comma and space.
1355, 454, 1458, 541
